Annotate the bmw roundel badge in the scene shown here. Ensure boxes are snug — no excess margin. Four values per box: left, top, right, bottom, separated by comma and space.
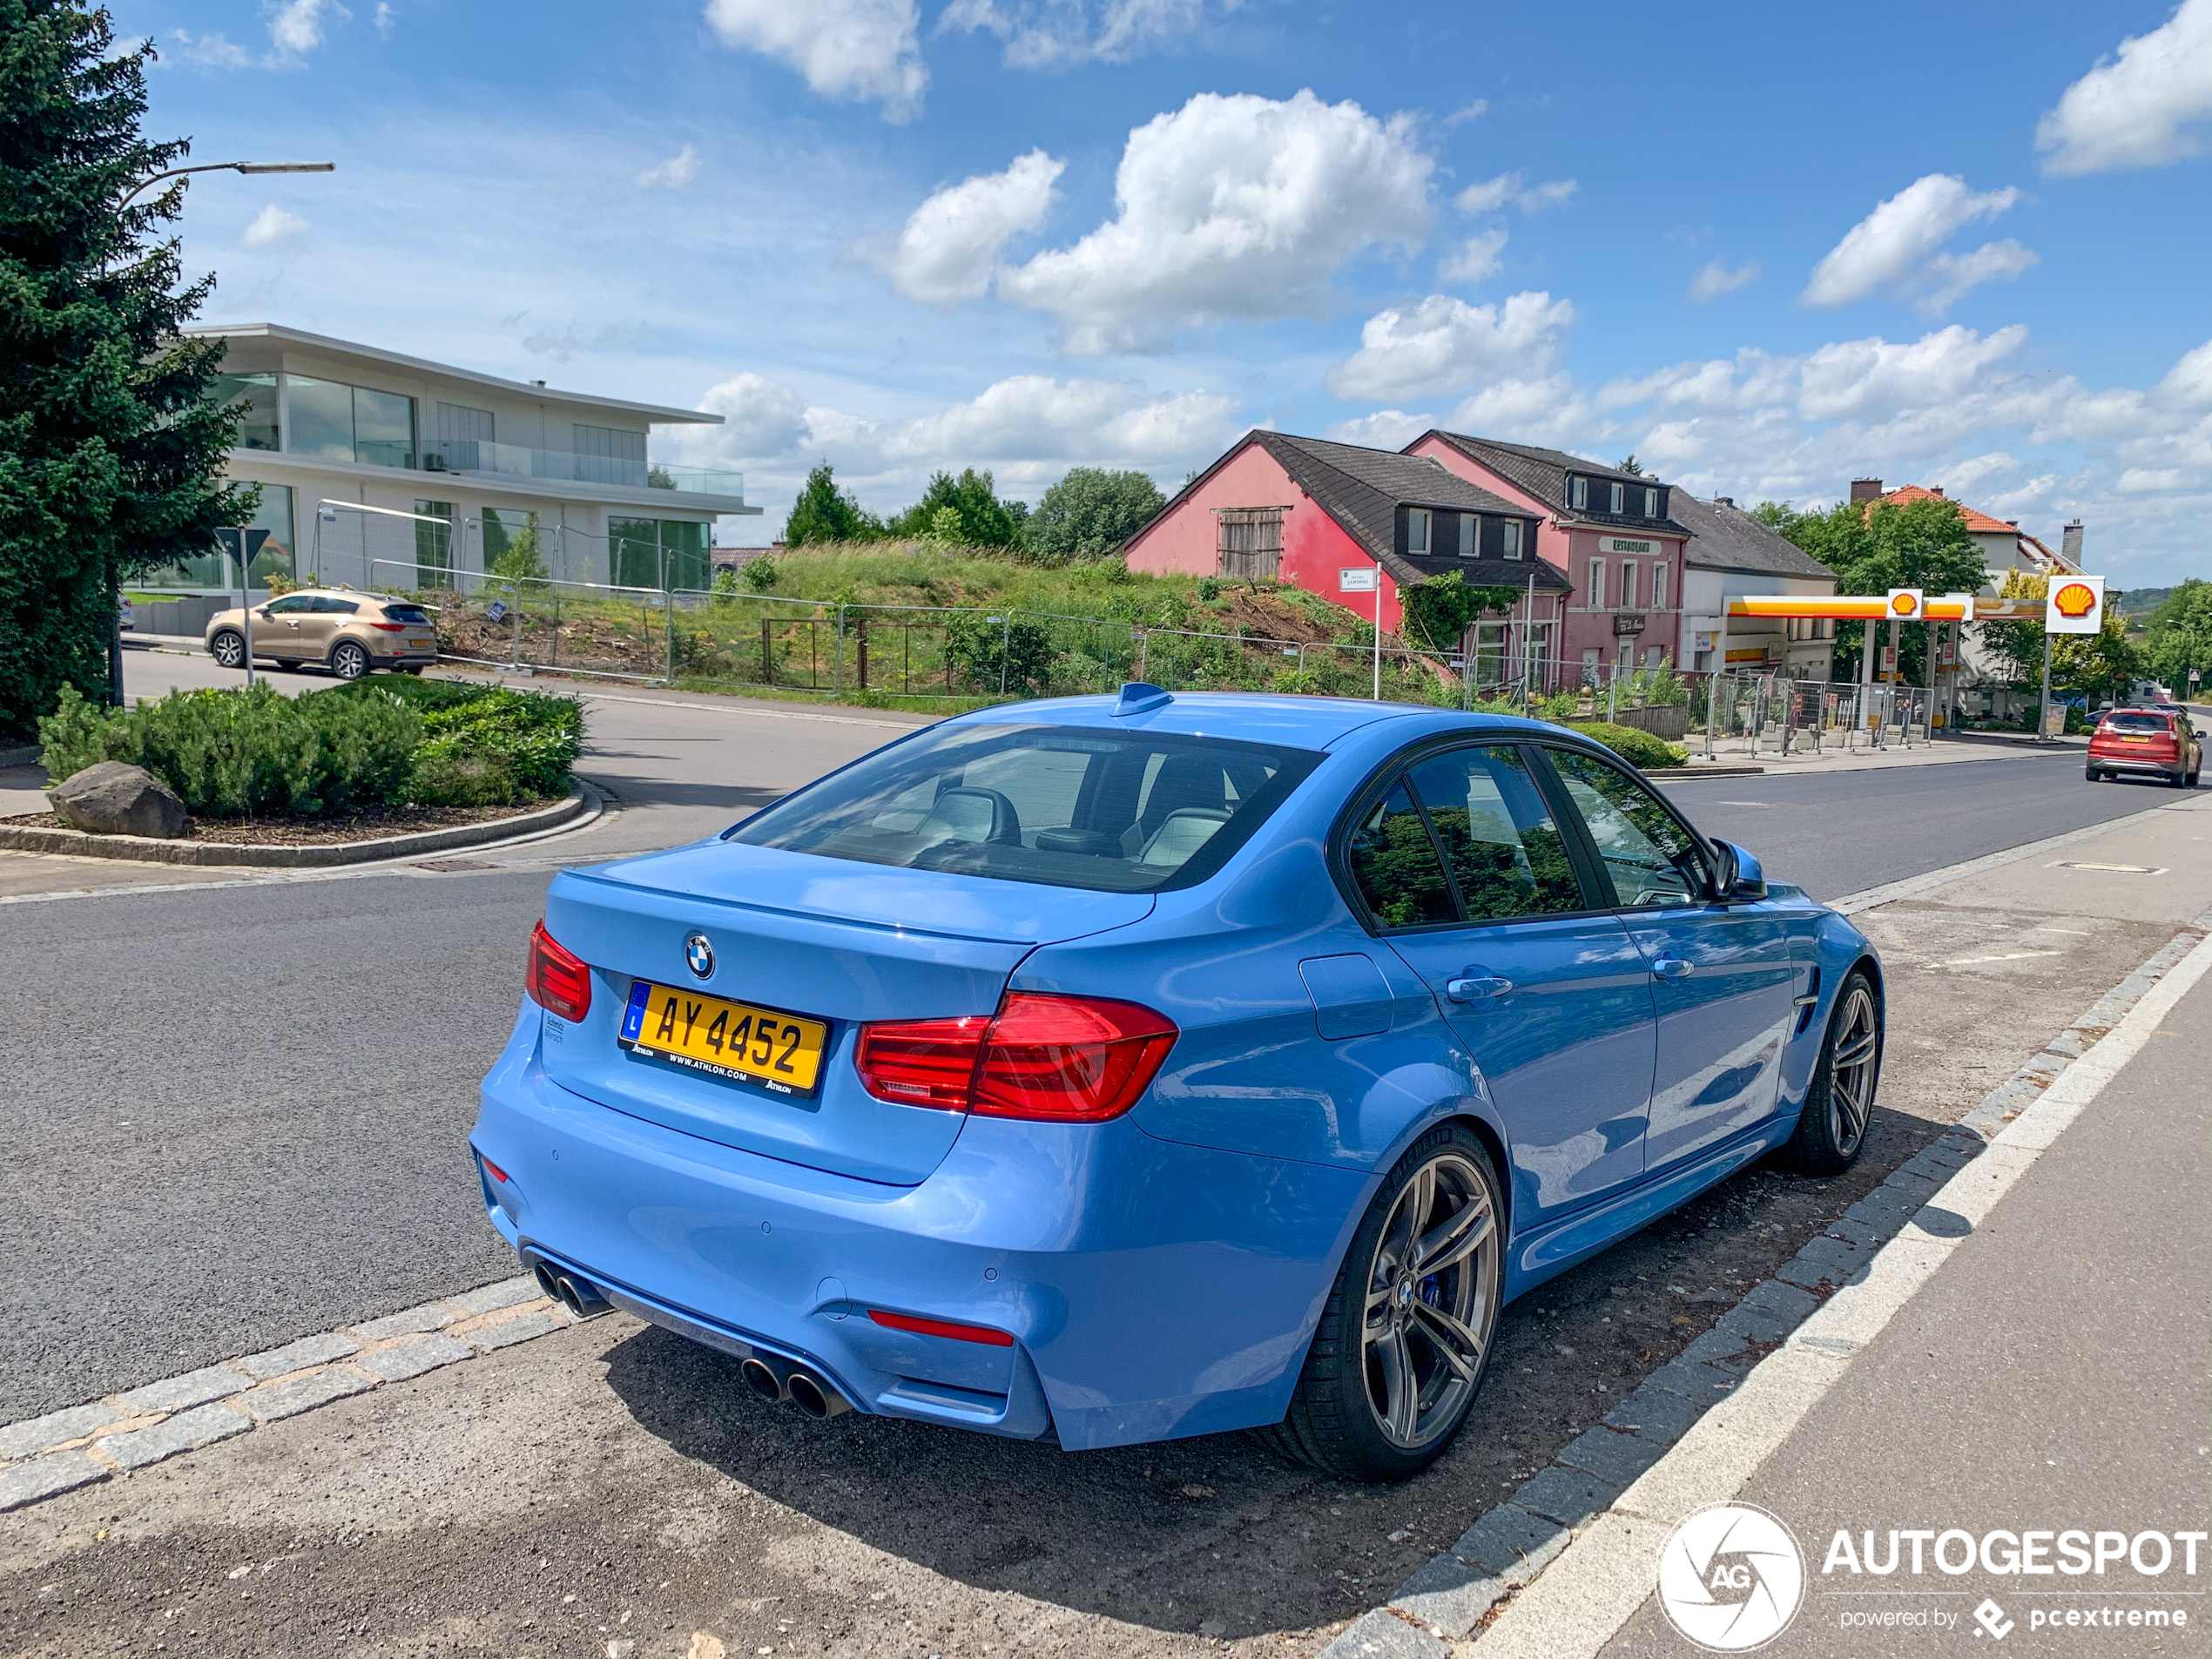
685, 932, 714, 979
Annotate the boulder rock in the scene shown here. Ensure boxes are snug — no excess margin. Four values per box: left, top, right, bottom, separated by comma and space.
48, 760, 191, 839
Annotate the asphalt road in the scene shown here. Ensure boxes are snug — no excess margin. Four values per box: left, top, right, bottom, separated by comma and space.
0, 679, 2190, 1420
1660, 748, 2183, 900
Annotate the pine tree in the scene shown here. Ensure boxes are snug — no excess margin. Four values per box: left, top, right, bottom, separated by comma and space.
0, 2, 251, 735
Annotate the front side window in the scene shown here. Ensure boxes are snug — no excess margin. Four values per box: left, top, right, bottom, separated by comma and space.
1406, 746, 1585, 922
1407, 508, 1431, 554
1546, 749, 1707, 909
732, 725, 1321, 894
265, 595, 313, 616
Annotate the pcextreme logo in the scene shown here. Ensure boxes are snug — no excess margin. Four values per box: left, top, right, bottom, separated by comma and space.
1656, 1502, 1807, 1651
2053, 582, 2099, 618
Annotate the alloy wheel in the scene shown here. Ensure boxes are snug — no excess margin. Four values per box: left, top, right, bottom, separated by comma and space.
1827, 985, 1879, 1156
1361, 1151, 1497, 1450
211, 632, 244, 668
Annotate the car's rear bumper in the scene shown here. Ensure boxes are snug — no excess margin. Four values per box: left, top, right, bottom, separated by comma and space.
2090, 752, 2180, 772
470, 1006, 1366, 1450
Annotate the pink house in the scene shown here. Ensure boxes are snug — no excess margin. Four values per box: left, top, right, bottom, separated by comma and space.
1122, 430, 1568, 679
1406, 432, 1691, 684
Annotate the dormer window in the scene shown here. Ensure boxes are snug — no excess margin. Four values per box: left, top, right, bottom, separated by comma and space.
1460, 514, 1480, 556
1569, 476, 1588, 510
1644, 487, 1660, 517
1608, 481, 1625, 514
1502, 519, 1524, 559
1407, 507, 1431, 554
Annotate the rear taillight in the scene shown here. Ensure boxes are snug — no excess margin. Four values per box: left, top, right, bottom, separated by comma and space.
368, 620, 408, 632
855, 993, 1177, 1123
524, 921, 592, 1022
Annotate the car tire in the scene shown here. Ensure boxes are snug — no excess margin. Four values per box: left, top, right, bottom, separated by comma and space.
1782, 968, 1882, 1177
2084, 765, 2100, 783
330, 640, 371, 681
209, 629, 246, 670
400, 664, 427, 675
1264, 1123, 1503, 1483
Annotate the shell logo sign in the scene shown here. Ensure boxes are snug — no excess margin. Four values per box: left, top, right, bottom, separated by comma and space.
2044, 573, 2105, 637
2053, 582, 2098, 618
1886, 588, 1923, 618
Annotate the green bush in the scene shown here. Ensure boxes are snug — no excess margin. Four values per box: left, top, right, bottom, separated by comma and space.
1565, 720, 1689, 770
327, 677, 585, 802
37, 682, 421, 817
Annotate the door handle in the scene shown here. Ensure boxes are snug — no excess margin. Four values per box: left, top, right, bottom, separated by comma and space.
1650, 957, 1694, 981
1446, 975, 1514, 1002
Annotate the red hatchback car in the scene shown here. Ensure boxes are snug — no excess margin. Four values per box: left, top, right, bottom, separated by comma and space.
2087, 706, 2202, 787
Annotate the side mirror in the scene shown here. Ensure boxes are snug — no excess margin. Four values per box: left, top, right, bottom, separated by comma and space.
1709, 839, 1767, 903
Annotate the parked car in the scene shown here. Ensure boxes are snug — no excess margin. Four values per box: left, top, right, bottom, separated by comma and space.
204, 589, 439, 679
2087, 706, 2202, 787
471, 688, 1884, 1480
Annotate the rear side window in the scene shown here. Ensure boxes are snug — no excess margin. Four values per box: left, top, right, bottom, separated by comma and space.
311, 596, 361, 615
2101, 711, 2171, 733
1346, 745, 1587, 929
730, 724, 1322, 893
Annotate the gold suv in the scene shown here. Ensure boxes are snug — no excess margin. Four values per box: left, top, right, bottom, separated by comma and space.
204, 590, 440, 680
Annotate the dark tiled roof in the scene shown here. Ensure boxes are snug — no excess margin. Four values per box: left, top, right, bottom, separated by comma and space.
1393, 550, 1569, 591
1669, 490, 1836, 580
1419, 431, 1692, 536
1248, 431, 1542, 588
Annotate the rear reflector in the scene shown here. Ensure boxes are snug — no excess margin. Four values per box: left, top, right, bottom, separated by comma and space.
524, 920, 592, 1022
855, 993, 1177, 1122
867, 1309, 1014, 1346
479, 1155, 509, 1184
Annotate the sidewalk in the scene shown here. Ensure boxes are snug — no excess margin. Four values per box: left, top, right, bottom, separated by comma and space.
1593, 962, 2212, 1655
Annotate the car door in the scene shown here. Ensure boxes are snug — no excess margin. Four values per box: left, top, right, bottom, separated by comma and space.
1352, 743, 1656, 1225
300, 595, 360, 658
254, 594, 314, 657
1538, 746, 1798, 1173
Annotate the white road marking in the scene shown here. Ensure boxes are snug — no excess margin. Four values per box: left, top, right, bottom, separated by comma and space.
1935, 950, 2061, 968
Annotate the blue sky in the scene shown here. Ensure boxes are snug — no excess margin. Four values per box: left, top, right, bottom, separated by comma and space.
124, 0, 2212, 581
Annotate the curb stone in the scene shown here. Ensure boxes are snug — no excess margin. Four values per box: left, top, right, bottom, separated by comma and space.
0, 1275, 577, 1512
1313, 903, 2212, 1657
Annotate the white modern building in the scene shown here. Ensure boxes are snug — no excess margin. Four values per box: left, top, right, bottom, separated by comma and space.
158, 324, 757, 595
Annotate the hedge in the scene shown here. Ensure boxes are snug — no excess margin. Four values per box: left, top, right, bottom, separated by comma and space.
1565, 720, 1689, 770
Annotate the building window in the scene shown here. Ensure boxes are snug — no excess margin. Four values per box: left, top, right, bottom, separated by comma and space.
212, 372, 280, 450
1502, 519, 1524, 559
415, 500, 456, 585
1608, 481, 1626, 514
1644, 486, 1661, 517
1569, 476, 1588, 510
1406, 508, 1431, 554
1652, 563, 1669, 610
1460, 513, 1480, 557
1621, 561, 1639, 609
610, 516, 710, 590
482, 506, 541, 580
1217, 508, 1283, 579
1587, 556, 1606, 610
573, 423, 649, 488
286, 375, 417, 469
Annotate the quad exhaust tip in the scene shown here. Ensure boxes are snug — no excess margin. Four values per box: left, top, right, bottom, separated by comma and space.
529, 1260, 611, 1320
739, 1353, 850, 1420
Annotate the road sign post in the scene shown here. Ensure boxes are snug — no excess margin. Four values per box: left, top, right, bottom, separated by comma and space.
2040, 575, 2106, 741
214, 526, 271, 687
1339, 565, 1381, 700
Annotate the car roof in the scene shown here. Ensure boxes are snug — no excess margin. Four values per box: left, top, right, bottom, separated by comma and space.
942, 690, 1564, 749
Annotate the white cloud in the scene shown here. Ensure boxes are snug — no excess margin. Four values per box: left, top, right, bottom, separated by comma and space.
888, 150, 1064, 304
2118, 467, 2188, 492
940, 0, 1230, 68
168, 29, 258, 68
1936, 451, 2023, 494
517, 320, 651, 361
1323, 408, 1436, 448
1794, 324, 2031, 421
2155, 339, 2212, 406
1443, 375, 1592, 448
267, 0, 346, 57
1325, 291, 1576, 401
1452, 172, 1577, 214
704, 0, 927, 121
241, 204, 311, 248
996, 90, 1434, 354
636, 145, 700, 189
1438, 227, 1507, 284
1440, 99, 1488, 130
1802, 174, 2029, 314
683, 371, 1242, 482
1688, 258, 1760, 301
373, 3, 395, 38
2037, 0, 2212, 175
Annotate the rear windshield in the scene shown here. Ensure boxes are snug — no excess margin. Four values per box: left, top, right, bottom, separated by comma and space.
2102, 711, 2172, 732
381, 604, 433, 624
729, 723, 1324, 893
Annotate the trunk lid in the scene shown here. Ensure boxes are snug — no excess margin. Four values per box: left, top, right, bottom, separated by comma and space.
537, 842, 1153, 1184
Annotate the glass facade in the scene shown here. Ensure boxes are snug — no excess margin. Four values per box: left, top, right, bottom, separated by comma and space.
415, 500, 455, 585
284, 375, 416, 469
610, 516, 709, 590
482, 507, 541, 577
212, 372, 280, 449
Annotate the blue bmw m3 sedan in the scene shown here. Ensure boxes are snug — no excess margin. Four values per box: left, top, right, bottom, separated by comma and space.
471, 685, 1883, 1481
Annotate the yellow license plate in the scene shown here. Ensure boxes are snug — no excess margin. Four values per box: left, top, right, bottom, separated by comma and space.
618, 981, 827, 1094
2121, 736, 2150, 744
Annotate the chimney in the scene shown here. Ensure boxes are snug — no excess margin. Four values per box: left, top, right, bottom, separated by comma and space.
1929, 485, 1945, 497
2061, 520, 2084, 566
1849, 477, 1883, 503
1714, 496, 1736, 508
